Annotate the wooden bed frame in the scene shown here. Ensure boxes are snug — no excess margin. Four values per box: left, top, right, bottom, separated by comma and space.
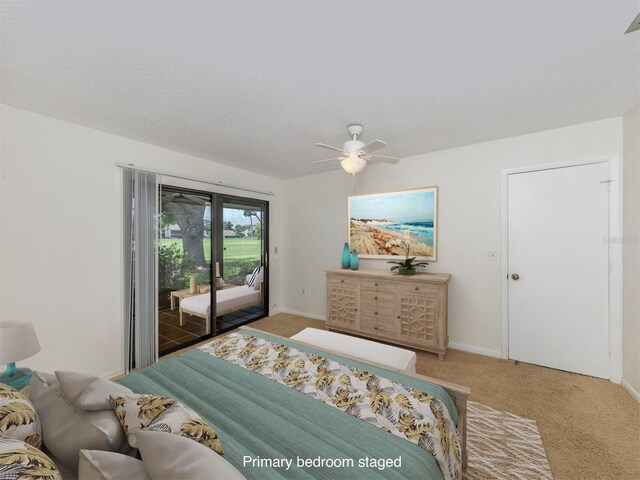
179, 283, 264, 336
239, 326, 470, 475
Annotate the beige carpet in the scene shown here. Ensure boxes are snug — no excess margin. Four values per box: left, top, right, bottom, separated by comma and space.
465, 401, 552, 480
166, 313, 640, 480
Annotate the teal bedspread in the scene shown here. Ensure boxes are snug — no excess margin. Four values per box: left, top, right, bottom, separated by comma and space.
117, 331, 457, 479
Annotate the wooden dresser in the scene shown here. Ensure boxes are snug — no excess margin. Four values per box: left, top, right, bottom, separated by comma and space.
325, 268, 450, 359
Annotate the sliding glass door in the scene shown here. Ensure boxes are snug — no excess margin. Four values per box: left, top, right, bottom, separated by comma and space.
157, 187, 268, 356
158, 188, 213, 355
214, 197, 268, 332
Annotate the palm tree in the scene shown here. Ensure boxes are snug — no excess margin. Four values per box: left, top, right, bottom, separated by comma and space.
243, 210, 262, 237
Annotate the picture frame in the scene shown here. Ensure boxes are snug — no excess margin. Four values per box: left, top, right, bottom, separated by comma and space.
348, 186, 438, 261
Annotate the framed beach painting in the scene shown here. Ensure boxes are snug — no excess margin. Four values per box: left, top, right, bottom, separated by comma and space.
348, 186, 438, 261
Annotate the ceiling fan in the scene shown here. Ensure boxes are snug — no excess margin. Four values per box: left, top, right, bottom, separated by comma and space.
313, 124, 400, 175
162, 192, 207, 206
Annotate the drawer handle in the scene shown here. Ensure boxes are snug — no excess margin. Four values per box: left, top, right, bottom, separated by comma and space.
374, 312, 378, 315
374, 296, 378, 300
374, 326, 378, 330
354, 308, 358, 312
374, 283, 378, 286
397, 315, 401, 319
415, 286, 419, 291
341, 279, 344, 283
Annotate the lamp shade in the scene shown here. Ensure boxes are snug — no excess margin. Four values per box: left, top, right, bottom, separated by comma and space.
0, 322, 41, 364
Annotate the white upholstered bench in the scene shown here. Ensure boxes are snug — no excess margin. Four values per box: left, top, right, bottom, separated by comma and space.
290, 327, 417, 373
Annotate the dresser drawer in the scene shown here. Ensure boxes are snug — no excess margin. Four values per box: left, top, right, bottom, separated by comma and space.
328, 276, 358, 288
359, 289, 397, 305
398, 282, 440, 296
360, 303, 396, 317
360, 316, 397, 336
376, 314, 399, 335
360, 278, 396, 293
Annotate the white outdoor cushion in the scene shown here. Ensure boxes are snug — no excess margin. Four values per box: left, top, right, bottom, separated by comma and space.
136, 430, 246, 480
290, 327, 417, 373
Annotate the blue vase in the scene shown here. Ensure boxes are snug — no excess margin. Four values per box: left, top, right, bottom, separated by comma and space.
341, 242, 351, 269
350, 250, 359, 270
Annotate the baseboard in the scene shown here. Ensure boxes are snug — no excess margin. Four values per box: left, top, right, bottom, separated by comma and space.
269, 308, 283, 317
103, 369, 124, 380
279, 308, 326, 321
448, 341, 502, 358
621, 378, 640, 403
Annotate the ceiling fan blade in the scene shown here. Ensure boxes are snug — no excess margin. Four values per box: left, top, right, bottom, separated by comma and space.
312, 157, 343, 164
183, 194, 207, 205
162, 193, 206, 205
367, 154, 400, 165
314, 143, 345, 153
360, 139, 387, 154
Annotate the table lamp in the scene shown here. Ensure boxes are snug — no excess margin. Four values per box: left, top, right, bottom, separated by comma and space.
0, 321, 41, 389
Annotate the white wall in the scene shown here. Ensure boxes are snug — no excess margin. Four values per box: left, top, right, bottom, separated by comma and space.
622, 105, 640, 399
282, 118, 623, 356
0, 105, 284, 377
1, 104, 634, 386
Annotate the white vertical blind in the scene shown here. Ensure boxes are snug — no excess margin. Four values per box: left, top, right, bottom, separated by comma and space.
123, 168, 159, 372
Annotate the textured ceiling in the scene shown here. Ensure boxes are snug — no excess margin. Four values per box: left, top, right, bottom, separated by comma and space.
1, 1, 639, 179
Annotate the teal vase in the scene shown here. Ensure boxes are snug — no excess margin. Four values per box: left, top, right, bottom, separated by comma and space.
341, 243, 351, 269
350, 250, 359, 270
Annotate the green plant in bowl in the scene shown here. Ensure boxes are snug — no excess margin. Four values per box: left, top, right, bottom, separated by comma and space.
386, 232, 429, 275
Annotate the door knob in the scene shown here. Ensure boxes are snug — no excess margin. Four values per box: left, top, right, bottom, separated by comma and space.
511, 273, 520, 280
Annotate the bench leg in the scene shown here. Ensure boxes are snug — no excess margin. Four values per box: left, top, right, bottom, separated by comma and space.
179, 309, 184, 326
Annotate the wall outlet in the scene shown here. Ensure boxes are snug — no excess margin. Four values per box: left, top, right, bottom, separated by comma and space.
301, 288, 306, 295
488, 249, 498, 261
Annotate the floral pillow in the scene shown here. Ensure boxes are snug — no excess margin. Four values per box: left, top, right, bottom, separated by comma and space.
110, 394, 223, 454
0, 436, 61, 480
0, 384, 42, 448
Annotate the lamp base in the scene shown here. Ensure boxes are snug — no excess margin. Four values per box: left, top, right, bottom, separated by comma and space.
0, 363, 33, 390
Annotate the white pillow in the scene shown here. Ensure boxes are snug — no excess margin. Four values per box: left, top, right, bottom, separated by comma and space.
30, 372, 128, 474
55, 370, 133, 411
136, 430, 246, 480
79, 450, 150, 480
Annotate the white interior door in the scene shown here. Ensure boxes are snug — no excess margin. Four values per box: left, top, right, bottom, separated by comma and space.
508, 162, 610, 379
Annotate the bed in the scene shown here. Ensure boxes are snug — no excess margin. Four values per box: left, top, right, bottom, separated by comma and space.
179, 283, 263, 335
116, 326, 470, 480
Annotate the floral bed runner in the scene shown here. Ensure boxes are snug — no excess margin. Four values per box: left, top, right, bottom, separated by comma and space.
199, 333, 461, 480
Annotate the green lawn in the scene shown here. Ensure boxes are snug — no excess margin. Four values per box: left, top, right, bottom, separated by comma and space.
159, 237, 261, 286
159, 237, 261, 262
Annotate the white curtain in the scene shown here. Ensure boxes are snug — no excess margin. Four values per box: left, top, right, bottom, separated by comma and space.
123, 168, 159, 373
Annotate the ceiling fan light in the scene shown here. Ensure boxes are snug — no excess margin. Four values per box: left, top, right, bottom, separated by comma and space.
341, 154, 367, 175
